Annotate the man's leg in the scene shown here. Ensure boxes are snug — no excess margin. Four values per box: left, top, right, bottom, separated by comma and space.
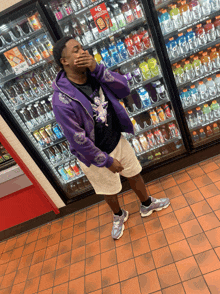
104, 194, 121, 215
127, 173, 149, 203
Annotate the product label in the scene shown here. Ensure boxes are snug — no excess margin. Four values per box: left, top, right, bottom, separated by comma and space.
90, 3, 111, 33
124, 10, 134, 23
116, 14, 126, 28
4, 47, 29, 74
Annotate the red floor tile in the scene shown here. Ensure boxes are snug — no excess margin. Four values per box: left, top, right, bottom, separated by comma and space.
199, 183, 220, 198
160, 176, 176, 189
187, 233, 212, 254
118, 259, 137, 281
72, 233, 86, 250
85, 271, 102, 293
201, 162, 219, 173
100, 223, 112, 240
148, 231, 168, 251
207, 169, 220, 182
101, 265, 119, 288
73, 222, 86, 236
85, 254, 100, 275
206, 194, 220, 211
148, 182, 163, 195
58, 238, 72, 255
184, 190, 204, 205
169, 239, 192, 262
170, 196, 188, 211
70, 260, 85, 280
56, 251, 71, 270
86, 217, 99, 231
205, 227, 220, 247
139, 270, 161, 293
129, 224, 146, 241
38, 272, 55, 292
87, 205, 99, 220
74, 210, 86, 224
101, 249, 117, 269
13, 267, 29, 285
195, 249, 220, 274
27, 262, 43, 279
164, 185, 182, 199
41, 257, 56, 275
86, 240, 100, 258
180, 219, 203, 238
179, 180, 197, 194
135, 253, 155, 275
193, 175, 213, 188
45, 244, 59, 260
175, 256, 201, 281
174, 206, 195, 224
5, 259, 19, 275
102, 283, 121, 294
127, 212, 142, 228
173, 171, 191, 184
123, 192, 137, 205
100, 236, 115, 253
197, 212, 220, 231
187, 166, 205, 179
152, 246, 174, 268
53, 282, 68, 294
116, 242, 133, 263
24, 276, 40, 294
69, 276, 85, 294
190, 200, 212, 217
157, 263, 181, 288
53, 265, 69, 286
0, 271, 16, 289
143, 218, 162, 235
204, 269, 220, 294
159, 212, 178, 230
60, 226, 73, 241
115, 230, 131, 248
183, 276, 210, 294
10, 281, 26, 294
86, 228, 100, 245
121, 276, 141, 294
61, 215, 74, 230
164, 225, 185, 245
70, 245, 85, 264
162, 283, 185, 294
47, 232, 61, 247
131, 236, 150, 257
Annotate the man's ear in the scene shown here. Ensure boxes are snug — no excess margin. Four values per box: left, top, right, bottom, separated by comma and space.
60, 57, 68, 67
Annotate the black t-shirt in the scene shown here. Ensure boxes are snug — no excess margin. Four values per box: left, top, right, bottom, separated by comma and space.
68, 75, 121, 154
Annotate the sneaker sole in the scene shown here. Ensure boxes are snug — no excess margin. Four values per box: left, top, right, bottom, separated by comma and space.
114, 211, 129, 240
140, 202, 170, 218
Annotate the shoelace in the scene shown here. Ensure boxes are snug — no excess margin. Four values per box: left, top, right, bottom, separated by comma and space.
113, 220, 120, 228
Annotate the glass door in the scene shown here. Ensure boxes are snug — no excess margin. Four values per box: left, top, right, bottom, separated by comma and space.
154, 0, 220, 147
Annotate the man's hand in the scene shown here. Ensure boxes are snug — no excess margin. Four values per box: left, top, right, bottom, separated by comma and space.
74, 51, 96, 72
108, 158, 124, 174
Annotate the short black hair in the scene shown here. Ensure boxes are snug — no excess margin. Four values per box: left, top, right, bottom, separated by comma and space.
53, 36, 74, 69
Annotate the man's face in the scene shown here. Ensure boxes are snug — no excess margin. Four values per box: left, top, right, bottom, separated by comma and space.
60, 39, 86, 72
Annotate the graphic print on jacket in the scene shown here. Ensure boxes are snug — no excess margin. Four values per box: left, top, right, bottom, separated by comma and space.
91, 95, 108, 126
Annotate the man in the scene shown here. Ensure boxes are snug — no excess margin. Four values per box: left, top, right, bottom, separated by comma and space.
52, 36, 170, 240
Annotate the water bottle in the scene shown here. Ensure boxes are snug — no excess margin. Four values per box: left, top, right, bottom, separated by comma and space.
41, 100, 54, 120
59, 143, 70, 159
206, 77, 217, 96
21, 45, 35, 66
100, 46, 113, 68
190, 85, 200, 104
47, 148, 56, 164
53, 146, 62, 161
214, 74, 220, 93
116, 39, 128, 61
137, 87, 151, 108
199, 0, 211, 15
168, 37, 179, 59
187, 110, 197, 128
28, 41, 42, 62
108, 41, 120, 64
177, 33, 189, 55
198, 81, 209, 101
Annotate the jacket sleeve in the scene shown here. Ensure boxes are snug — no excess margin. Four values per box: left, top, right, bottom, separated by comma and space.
90, 63, 130, 99
53, 104, 114, 168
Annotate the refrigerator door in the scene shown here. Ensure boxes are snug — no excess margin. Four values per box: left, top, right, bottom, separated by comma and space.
41, 0, 185, 175
153, 0, 220, 147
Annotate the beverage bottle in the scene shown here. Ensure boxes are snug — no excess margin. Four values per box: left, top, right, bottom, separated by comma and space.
210, 0, 220, 11
71, 18, 87, 46
156, 106, 166, 121
155, 81, 167, 100
70, 0, 79, 12
210, 100, 220, 117
11, 84, 25, 103
124, 34, 136, 57
28, 41, 42, 62
175, 64, 185, 84
58, 165, 69, 181
148, 56, 160, 77
203, 103, 213, 121
34, 72, 48, 93
184, 60, 195, 80
53, 146, 62, 161
121, 0, 135, 23
199, 128, 206, 139
130, 117, 139, 133
131, 30, 143, 53
138, 27, 152, 50
185, 29, 198, 51
59, 143, 70, 159
87, 15, 99, 40
168, 123, 180, 137
160, 9, 173, 34
187, 110, 196, 128
198, 81, 209, 100
33, 130, 46, 147
79, 17, 94, 44
169, 4, 182, 29
53, 123, 64, 139
154, 128, 165, 144
182, 88, 192, 106
206, 125, 213, 136
160, 125, 169, 140
107, 7, 118, 32
158, 11, 165, 35
20, 80, 33, 101
113, 3, 127, 28
214, 16, 220, 37
63, 1, 73, 15
45, 124, 57, 141
163, 104, 172, 118
198, 0, 211, 15
41, 100, 54, 120
92, 47, 104, 65
80, 0, 89, 8
131, 62, 143, 84
149, 109, 160, 124
26, 77, 41, 96
120, 63, 134, 88
27, 105, 40, 125
192, 56, 203, 77
168, 37, 179, 59
47, 66, 57, 81
42, 71, 53, 90
214, 73, 220, 92
132, 137, 143, 153
195, 24, 207, 46
204, 20, 216, 42
189, 0, 202, 21
180, 1, 192, 25
109, 41, 120, 64
137, 87, 151, 108
47, 148, 56, 164
34, 102, 49, 122
130, 0, 144, 19
52, 5, 64, 21
100, 46, 113, 68
146, 131, 157, 147
20, 108, 35, 129
210, 48, 220, 69
213, 123, 220, 133
190, 85, 200, 104
39, 127, 51, 144
138, 134, 149, 151
116, 39, 128, 61
177, 33, 189, 55
139, 59, 152, 80
21, 45, 35, 66
201, 52, 212, 73
195, 106, 205, 124
206, 77, 217, 96
192, 131, 200, 142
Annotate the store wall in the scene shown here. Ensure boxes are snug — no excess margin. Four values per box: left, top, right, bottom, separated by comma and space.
0, 0, 22, 12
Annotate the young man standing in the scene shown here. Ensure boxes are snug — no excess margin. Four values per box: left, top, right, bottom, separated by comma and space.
52, 37, 170, 240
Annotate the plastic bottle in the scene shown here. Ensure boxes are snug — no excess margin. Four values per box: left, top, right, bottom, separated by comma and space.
206, 77, 217, 96
192, 131, 200, 142
160, 9, 173, 34
116, 39, 128, 61
26, 77, 41, 96
184, 60, 195, 80
204, 20, 216, 42
100, 46, 113, 68
187, 110, 196, 128
21, 45, 35, 66
124, 34, 136, 57
139, 59, 152, 80
168, 37, 179, 59
180, 1, 192, 25
198, 81, 209, 100
190, 85, 200, 104
201, 52, 212, 73
137, 87, 152, 108
121, 0, 135, 23
138, 27, 152, 50
175, 64, 185, 84
183, 88, 192, 106
131, 30, 143, 53
42, 35, 53, 56
177, 33, 189, 55
211, 100, 220, 117
47, 148, 56, 164
28, 41, 42, 62
155, 81, 167, 100
41, 100, 54, 120
131, 62, 143, 84
109, 41, 120, 64
199, 0, 211, 15
195, 24, 207, 46
169, 4, 182, 29
107, 7, 118, 32
34, 102, 49, 122
206, 125, 213, 136
210, 48, 220, 69
131, 117, 139, 133
211, 0, 220, 11
148, 56, 160, 77
214, 16, 220, 37
113, 3, 127, 28
195, 106, 205, 124
213, 123, 220, 133
129, 0, 144, 19
120, 63, 134, 88
203, 103, 213, 121
92, 47, 104, 65
185, 28, 198, 51
132, 137, 143, 153
214, 73, 220, 92
189, 0, 202, 21
192, 56, 203, 77
199, 128, 206, 139
87, 15, 99, 40
79, 17, 94, 43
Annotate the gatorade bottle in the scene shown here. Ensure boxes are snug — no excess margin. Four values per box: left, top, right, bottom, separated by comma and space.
169, 4, 183, 29
160, 9, 174, 34
137, 87, 152, 108
206, 77, 217, 96
183, 88, 192, 106
192, 131, 199, 142
116, 39, 129, 61
185, 28, 198, 50
139, 59, 152, 80
190, 84, 200, 104
214, 16, 220, 37
189, 0, 202, 21
210, 48, 220, 69
195, 106, 205, 124
214, 73, 220, 92
210, 100, 220, 117
203, 103, 213, 121
204, 20, 216, 42
147, 56, 160, 77
206, 125, 213, 136
187, 110, 196, 128
195, 24, 207, 46
213, 123, 220, 134
92, 47, 104, 65
199, 0, 211, 16
184, 60, 195, 80
199, 128, 206, 139
201, 52, 212, 73
192, 56, 203, 77
180, 1, 192, 25
168, 37, 179, 59
177, 33, 189, 55
210, 0, 220, 11
175, 64, 185, 84
198, 81, 209, 100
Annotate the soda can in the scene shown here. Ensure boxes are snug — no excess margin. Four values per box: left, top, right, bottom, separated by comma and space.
45, 124, 56, 141
138, 134, 149, 151
52, 123, 63, 139
33, 130, 46, 146
70, 160, 81, 176
163, 104, 172, 118
154, 128, 165, 144
39, 127, 51, 144
64, 163, 75, 178
149, 110, 159, 125
58, 165, 69, 181
132, 137, 143, 153
146, 131, 157, 148
156, 107, 166, 122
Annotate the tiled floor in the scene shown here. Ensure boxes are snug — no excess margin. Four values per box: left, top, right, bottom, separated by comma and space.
1, 155, 220, 293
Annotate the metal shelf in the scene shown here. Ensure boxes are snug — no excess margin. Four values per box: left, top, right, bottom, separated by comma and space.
155, 0, 175, 10
52, 155, 76, 169
170, 38, 220, 65
30, 118, 56, 132
41, 137, 67, 150
14, 91, 53, 110
183, 94, 220, 113
189, 117, 220, 132
61, 172, 85, 184
130, 74, 163, 92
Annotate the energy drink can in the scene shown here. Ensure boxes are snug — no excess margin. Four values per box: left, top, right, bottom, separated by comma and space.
58, 165, 69, 181
33, 130, 46, 146
39, 127, 51, 144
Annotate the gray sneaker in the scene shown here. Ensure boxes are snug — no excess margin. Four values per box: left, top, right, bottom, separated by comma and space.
111, 209, 129, 240
140, 196, 170, 217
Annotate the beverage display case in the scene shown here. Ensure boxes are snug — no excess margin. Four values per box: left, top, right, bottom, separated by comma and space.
153, 0, 220, 147
0, 142, 15, 171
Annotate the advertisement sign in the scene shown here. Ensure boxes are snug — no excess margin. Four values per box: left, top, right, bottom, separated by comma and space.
4, 47, 29, 74
90, 3, 112, 33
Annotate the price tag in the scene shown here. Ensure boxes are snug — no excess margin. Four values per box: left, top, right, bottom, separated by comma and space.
90, 3, 111, 33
